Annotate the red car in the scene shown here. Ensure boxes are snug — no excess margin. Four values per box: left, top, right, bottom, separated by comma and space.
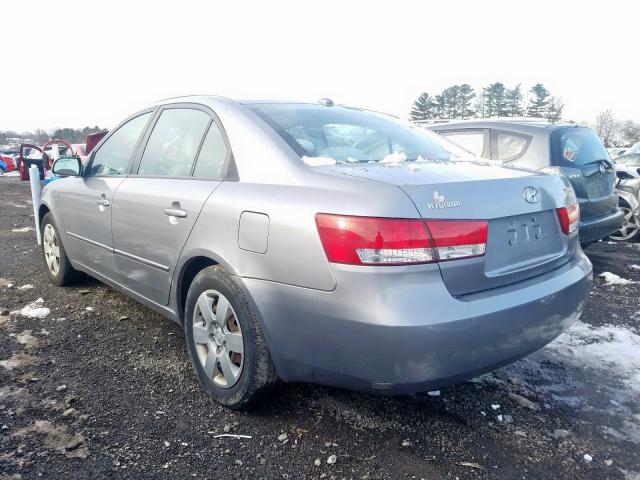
0, 153, 17, 173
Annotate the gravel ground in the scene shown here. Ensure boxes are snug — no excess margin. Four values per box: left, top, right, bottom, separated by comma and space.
1, 175, 639, 480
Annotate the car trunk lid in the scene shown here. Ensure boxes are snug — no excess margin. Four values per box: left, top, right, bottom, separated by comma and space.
325, 160, 575, 295
549, 126, 617, 222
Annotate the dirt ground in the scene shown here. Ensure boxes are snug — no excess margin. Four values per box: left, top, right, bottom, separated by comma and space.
1, 175, 639, 480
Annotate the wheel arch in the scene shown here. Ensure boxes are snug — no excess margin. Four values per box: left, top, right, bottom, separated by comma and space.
174, 250, 239, 324
38, 203, 51, 226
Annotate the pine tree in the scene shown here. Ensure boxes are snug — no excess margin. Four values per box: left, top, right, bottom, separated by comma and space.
505, 84, 524, 117
441, 86, 461, 118
482, 83, 508, 117
526, 83, 550, 118
457, 84, 476, 119
434, 94, 447, 119
410, 93, 436, 121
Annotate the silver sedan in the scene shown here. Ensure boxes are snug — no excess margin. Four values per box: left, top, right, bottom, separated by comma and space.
40, 96, 592, 408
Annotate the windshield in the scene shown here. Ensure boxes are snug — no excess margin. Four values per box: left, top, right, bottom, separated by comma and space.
627, 142, 640, 155
249, 103, 471, 164
615, 154, 640, 166
550, 127, 611, 166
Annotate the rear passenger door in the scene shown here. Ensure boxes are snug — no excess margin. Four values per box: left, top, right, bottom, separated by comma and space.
437, 129, 490, 158
111, 105, 231, 305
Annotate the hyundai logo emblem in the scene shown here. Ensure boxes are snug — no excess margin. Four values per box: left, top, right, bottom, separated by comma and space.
523, 186, 540, 204
598, 163, 606, 174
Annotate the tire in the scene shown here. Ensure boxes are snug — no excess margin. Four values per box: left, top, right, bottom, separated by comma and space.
41, 212, 79, 286
184, 265, 277, 409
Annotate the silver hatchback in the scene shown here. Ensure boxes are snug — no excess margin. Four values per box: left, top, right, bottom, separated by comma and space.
40, 97, 593, 408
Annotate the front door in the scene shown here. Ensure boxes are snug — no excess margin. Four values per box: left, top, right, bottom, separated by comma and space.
59, 111, 152, 281
111, 106, 229, 305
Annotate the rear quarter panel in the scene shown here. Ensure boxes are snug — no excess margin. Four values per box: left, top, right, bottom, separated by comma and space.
178, 174, 421, 292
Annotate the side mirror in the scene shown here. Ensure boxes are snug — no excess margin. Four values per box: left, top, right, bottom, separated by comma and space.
52, 156, 82, 177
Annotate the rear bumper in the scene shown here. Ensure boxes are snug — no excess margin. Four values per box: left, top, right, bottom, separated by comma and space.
243, 250, 593, 395
578, 208, 625, 244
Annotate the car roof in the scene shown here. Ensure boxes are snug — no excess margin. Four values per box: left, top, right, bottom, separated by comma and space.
426, 118, 585, 133
154, 95, 392, 115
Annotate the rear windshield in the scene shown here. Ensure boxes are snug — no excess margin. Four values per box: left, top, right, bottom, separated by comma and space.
248, 103, 471, 164
550, 127, 610, 166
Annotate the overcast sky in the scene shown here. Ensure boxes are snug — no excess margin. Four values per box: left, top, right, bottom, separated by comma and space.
2, 0, 638, 132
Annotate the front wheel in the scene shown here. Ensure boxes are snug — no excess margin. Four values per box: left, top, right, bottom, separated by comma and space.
41, 213, 79, 286
184, 266, 277, 409
609, 205, 640, 243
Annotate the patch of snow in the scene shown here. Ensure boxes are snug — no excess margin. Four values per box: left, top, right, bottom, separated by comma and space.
407, 163, 421, 171
584, 454, 593, 462
11, 298, 50, 319
544, 322, 640, 393
17, 284, 34, 290
427, 390, 440, 396
11, 227, 33, 233
302, 156, 336, 167
629, 265, 640, 270
491, 404, 500, 410
380, 151, 407, 165
599, 272, 634, 285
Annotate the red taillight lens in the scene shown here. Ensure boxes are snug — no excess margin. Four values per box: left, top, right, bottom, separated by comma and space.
425, 220, 488, 261
315, 214, 488, 265
315, 214, 435, 265
556, 202, 580, 235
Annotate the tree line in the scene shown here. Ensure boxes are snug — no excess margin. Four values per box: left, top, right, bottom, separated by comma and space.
410, 83, 562, 122
0, 126, 105, 148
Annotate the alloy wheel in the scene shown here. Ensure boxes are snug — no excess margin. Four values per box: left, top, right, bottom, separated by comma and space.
610, 206, 640, 242
43, 224, 61, 276
192, 289, 244, 388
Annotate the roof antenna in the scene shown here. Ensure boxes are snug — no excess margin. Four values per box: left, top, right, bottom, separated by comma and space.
318, 98, 334, 107
550, 103, 564, 124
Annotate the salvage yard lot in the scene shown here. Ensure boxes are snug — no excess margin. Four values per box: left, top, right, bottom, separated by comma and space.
1, 176, 639, 480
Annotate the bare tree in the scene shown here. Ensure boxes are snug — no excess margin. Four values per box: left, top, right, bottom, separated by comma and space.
595, 109, 620, 147
620, 120, 640, 146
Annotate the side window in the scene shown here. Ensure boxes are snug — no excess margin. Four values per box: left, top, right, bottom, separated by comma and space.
138, 108, 210, 177
88, 112, 151, 176
192, 122, 229, 179
439, 131, 486, 158
494, 131, 530, 162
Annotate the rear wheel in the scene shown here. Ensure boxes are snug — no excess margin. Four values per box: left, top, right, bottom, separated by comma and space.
184, 266, 277, 409
41, 213, 79, 286
609, 205, 640, 243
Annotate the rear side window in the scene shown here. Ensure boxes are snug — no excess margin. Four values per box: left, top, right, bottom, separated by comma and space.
89, 112, 151, 176
192, 122, 228, 179
550, 127, 610, 166
494, 131, 531, 162
138, 108, 210, 177
439, 131, 487, 158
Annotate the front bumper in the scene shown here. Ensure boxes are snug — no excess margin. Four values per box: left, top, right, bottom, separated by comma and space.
243, 249, 593, 395
579, 208, 625, 244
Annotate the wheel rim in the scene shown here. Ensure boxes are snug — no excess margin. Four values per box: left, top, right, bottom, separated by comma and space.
610, 207, 639, 242
43, 224, 61, 276
192, 289, 244, 388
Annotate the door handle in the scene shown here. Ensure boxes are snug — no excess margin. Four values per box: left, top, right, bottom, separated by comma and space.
96, 198, 110, 207
164, 207, 187, 218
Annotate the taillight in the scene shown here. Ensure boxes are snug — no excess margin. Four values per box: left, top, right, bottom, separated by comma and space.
556, 202, 580, 235
315, 214, 488, 266
425, 220, 488, 261
315, 214, 435, 265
